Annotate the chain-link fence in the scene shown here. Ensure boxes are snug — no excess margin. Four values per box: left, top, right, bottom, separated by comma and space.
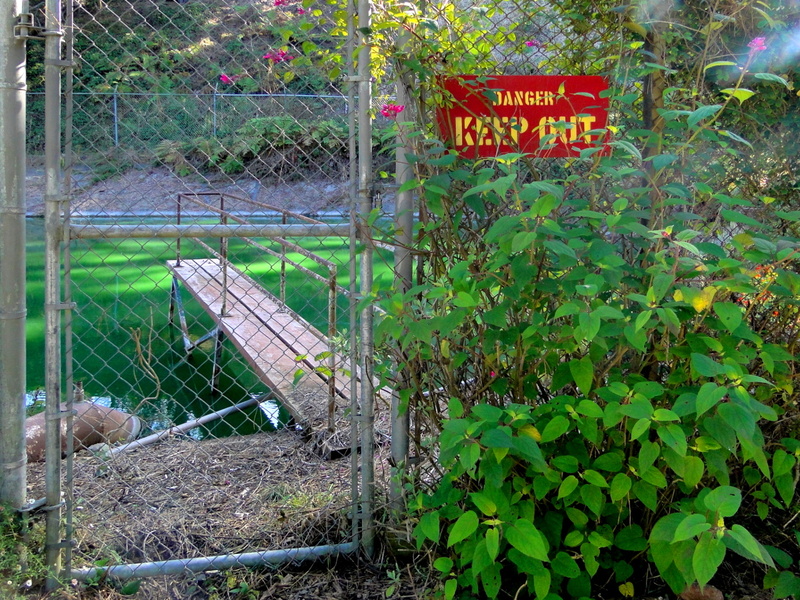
26, 91, 350, 153
6, 0, 797, 595
18, 0, 382, 593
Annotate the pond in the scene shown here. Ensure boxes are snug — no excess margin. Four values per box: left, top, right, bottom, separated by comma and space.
23, 218, 370, 439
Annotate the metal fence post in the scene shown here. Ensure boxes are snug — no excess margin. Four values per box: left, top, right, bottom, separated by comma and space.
389, 32, 414, 516
43, 0, 64, 586
0, 0, 28, 510
357, 0, 375, 558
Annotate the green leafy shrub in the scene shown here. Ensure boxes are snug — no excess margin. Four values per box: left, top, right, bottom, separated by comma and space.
156, 115, 394, 179
370, 2, 800, 596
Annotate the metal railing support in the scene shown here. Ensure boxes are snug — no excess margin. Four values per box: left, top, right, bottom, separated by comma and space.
43, 0, 64, 586
0, 0, 28, 509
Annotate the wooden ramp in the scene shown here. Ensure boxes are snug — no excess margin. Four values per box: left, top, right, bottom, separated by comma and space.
167, 259, 354, 431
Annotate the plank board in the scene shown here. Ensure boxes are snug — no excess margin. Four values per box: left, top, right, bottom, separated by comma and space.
167, 259, 355, 428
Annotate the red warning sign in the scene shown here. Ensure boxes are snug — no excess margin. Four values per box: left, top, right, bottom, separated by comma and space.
437, 75, 610, 158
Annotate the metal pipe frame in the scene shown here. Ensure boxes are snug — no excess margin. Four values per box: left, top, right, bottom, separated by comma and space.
346, 0, 361, 551
357, 0, 375, 558
0, 0, 28, 509
63, 0, 75, 573
71, 541, 358, 581
70, 223, 351, 239
43, 0, 64, 585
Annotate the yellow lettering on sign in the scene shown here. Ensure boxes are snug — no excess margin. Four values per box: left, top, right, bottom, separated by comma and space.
491, 90, 558, 106
536, 115, 597, 144
453, 116, 531, 147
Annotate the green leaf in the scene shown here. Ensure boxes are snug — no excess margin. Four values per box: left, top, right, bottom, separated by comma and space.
569, 357, 594, 395
558, 475, 580, 499
434, 557, 454, 573
721, 209, 762, 228
506, 520, 550, 561
630, 418, 651, 441
482, 427, 514, 448
610, 473, 632, 502
615, 524, 647, 551
541, 415, 571, 443
419, 511, 440, 543
721, 88, 756, 104
704, 61, 736, 71
718, 402, 755, 437
696, 382, 727, 417
693, 531, 726, 588
119, 581, 141, 596
583, 469, 609, 488
552, 551, 581, 578
673, 513, 711, 542
444, 578, 457, 600
633, 480, 658, 511
485, 528, 500, 561
688, 104, 722, 127
683, 456, 705, 488
713, 302, 743, 333
620, 398, 654, 420
754, 72, 789, 87
581, 542, 600, 575
481, 562, 502, 599
651, 153, 679, 171
726, 524, 774, 567
576, 400, 604, 418
691, 353, 726, 377
658, 424, 688, 456
533, 568, 551, 600
447, 510, 479, 547
704, 486, 742, 517
639, 440, 660, 472
470, 492, 497, 516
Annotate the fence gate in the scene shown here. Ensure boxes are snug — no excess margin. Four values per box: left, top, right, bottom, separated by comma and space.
30, 0, 379, 592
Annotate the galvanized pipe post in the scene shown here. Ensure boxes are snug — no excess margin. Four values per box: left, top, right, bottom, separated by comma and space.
0, 0, 28, 509
43, 0, 64, 586
356, 0, 375, 558
346, 0, 360, 550
389, 36, 414, 515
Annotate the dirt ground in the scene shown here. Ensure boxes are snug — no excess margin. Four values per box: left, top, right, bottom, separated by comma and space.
24, 164, 373, 218
23, 425, 433, 600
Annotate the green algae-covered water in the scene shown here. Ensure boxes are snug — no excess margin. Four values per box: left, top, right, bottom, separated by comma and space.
24, 218, 366, 438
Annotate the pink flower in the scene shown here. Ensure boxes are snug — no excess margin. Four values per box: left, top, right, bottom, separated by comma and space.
263, 50, 295, 63
525, 40, 544, 48
274, 0, 289, 5
297, 7, 306, 14
747, 36, 767, 55
380, 103, 405, 118
219, 73, 242, 84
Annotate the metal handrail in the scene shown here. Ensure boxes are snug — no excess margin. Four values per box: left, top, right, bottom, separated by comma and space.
175, 191, 343, 431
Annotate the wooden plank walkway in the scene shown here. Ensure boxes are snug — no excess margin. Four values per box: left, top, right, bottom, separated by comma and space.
166, 258, 354, 431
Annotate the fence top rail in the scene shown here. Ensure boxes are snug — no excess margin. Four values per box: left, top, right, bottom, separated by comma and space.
69, 223, 350, 239
176, 193, 339, 273
27, 91, 349, 99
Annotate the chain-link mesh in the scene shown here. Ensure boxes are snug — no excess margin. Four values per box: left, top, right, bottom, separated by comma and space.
22, 0, 376, 592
